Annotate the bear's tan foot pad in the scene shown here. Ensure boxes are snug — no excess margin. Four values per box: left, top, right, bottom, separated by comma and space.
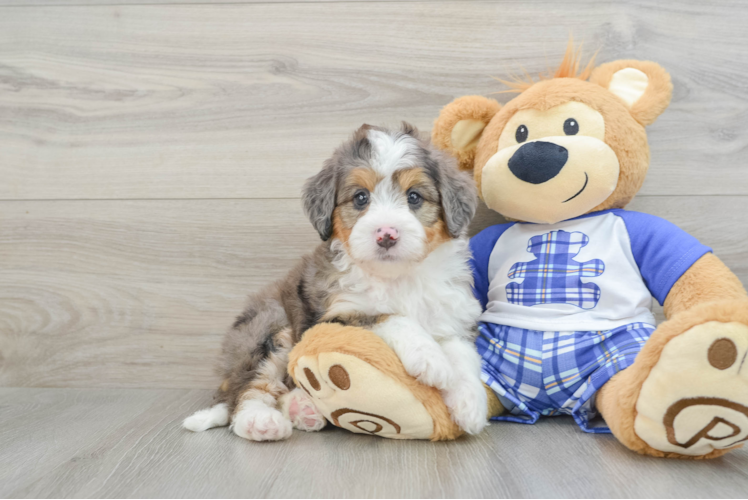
635, 318, 748, 457
293, 350, 433, 438
288, 323, 463, 441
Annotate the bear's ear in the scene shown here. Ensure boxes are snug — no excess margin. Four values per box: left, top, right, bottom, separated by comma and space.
590, 60, 673, 126
432, 96, 501, 171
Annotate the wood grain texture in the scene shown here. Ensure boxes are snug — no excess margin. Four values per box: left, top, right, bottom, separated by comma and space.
0, 0, 442, 5
0, 199, 320, 388
0, 387, 746, 498
1, 0, 747, 200
1, 1, 747, 497
1, 195, 746, 389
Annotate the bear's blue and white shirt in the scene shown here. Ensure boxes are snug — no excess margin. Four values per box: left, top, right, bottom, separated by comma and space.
470, 209, 712, 432
471, 209, 711, 331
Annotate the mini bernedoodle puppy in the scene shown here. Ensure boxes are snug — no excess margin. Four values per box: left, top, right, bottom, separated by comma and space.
184, 123, 488, 441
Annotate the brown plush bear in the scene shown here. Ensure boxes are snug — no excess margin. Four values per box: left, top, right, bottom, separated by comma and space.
290, 44, 748, 458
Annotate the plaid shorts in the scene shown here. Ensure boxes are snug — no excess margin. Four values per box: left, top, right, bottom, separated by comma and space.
477, 321, 655, 433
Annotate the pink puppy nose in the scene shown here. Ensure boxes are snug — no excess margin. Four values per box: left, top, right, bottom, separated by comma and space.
376, 227, 399, 250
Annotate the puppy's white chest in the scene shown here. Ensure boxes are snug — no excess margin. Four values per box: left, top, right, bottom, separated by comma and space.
328, 239, 480, 338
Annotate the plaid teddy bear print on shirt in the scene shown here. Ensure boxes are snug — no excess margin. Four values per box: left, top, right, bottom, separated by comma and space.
506, 230, 605, 310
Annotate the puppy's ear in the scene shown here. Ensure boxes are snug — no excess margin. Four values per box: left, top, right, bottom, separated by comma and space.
437, 153, 478, 237
590, 60, 672, 126
302, 161, 337, 241
432, 96, 501, 172
399, 121, 419, 137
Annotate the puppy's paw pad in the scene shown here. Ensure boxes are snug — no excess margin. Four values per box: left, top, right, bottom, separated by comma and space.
233, 403, 293, 442
283, 389, 327, 432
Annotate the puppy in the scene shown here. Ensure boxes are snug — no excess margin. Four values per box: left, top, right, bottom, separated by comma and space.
183, 123, 487, 441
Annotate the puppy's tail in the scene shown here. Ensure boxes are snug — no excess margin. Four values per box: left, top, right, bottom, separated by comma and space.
182, 403, 230, 432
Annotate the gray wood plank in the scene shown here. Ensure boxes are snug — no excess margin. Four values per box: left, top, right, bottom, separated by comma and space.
0, 0, 447, 5
0, 388, 747, 498
1, 0, 747, 200
0, 199, 320, 389
1, 196, 746, 389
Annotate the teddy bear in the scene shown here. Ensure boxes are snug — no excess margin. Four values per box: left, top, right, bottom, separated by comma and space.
288, 43, 748, 459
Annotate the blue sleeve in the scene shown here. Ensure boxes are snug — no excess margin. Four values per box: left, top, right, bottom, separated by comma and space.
469, 223, 514, 311
616, 210, 712, 306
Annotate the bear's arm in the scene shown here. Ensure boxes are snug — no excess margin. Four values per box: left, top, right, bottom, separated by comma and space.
663, 253, 747, 318
617, 210, 746, 317
616, 210, 710, 304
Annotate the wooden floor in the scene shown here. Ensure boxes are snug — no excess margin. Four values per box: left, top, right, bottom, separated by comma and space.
2, 0, 748, 497
0, 388, 747, 499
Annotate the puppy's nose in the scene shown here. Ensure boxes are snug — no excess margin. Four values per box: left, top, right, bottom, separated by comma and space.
508, 141, 568, 184
376, 227, 399, 250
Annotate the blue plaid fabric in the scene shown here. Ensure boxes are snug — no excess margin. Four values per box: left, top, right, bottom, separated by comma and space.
506, 230, 605, 310
477, 321, 655, 433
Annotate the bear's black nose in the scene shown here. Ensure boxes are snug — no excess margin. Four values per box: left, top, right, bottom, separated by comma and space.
508, 141, 568, 184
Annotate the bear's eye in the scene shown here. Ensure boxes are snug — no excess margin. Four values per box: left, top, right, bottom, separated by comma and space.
564, 118, 579, 136
353, 190, 369, 209
515, 125, 528, 143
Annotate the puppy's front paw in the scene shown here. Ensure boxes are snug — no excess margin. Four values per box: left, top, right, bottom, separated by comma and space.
232, 401, 293, 442
444, 379, 489, 435
400, 345, 454, 390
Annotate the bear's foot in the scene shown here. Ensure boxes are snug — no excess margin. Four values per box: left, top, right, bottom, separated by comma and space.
599, 299, 748, 458
288, 323, 464, 440
635, 321, 748, 456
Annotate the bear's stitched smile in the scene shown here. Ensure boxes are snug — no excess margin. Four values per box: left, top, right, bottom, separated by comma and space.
563, 172, 589, 203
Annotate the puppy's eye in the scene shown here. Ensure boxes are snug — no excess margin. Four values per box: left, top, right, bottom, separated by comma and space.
353, 190, 369, 209
564, 118, 579, 135
515, 125, 528, 143
407, 190, 423, 207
